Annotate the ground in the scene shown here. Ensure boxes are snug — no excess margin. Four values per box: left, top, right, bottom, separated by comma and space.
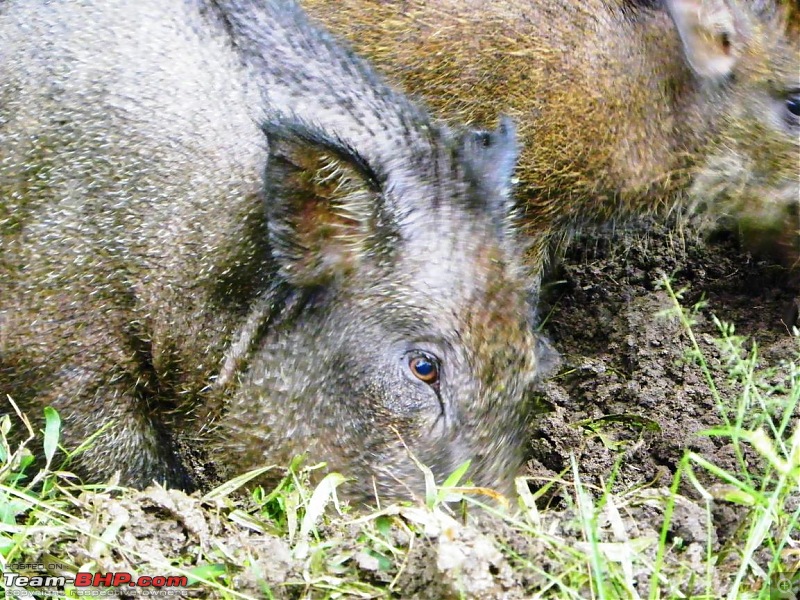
533, 217, 797, 515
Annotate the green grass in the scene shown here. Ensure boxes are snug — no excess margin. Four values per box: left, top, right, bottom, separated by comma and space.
1, 278, 798, 598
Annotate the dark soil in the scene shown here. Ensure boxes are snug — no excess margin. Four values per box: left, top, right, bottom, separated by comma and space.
531, 217, 798, 531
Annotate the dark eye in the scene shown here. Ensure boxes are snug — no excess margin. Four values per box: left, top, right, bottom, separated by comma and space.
408, 354, 439, 384
474, 131, 492, 148
787, 95, 800, 119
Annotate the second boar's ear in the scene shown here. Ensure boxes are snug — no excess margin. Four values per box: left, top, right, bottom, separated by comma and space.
665, 0, 742, 80
263, 122, 391, 287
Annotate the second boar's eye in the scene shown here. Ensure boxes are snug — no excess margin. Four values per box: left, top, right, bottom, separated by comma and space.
408, 354, 439, 385
786, 94, 800, 120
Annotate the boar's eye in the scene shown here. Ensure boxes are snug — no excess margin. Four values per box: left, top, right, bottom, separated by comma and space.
408, 354, 439, 385
786, 94, 800, 121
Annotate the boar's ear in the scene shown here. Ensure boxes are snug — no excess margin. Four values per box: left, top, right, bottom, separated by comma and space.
460, 116, 519, 214
665, 0, 742, 80
263, 122, 389, 287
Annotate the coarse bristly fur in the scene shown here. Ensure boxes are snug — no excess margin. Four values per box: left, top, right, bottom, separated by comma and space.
0, 0, 553, 502
302, 0, 800, 273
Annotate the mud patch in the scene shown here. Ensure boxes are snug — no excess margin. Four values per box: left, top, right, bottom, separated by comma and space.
531, 218, 798, 531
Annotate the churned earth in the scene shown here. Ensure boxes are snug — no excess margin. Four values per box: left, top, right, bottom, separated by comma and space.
533, 216, 797, 506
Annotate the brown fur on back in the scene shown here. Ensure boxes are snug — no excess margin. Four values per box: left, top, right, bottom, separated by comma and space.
303, 0, 800, 268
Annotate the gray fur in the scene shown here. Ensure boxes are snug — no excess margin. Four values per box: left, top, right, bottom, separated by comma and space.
0, 0, 545, 501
